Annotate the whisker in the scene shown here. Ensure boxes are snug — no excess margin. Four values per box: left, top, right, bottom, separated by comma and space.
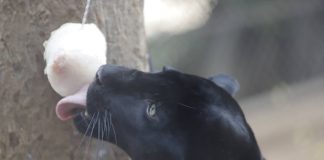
103, 111, 108, 138
99, 114, 106, 160
177, 102, 196, 110
110, 113, 118, 145
107, 112, 111, 140
96, 115, 101, 160
78, 114, 96, 149
85, 112, 99, 160
101, 110, 110, 159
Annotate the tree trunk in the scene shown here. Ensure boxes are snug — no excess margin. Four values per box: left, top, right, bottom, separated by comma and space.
0, 0, 147, 159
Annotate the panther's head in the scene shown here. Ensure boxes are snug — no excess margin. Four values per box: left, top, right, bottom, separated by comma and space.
56, 65, 262, 160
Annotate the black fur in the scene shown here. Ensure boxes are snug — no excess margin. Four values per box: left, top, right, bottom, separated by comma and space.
74, 64, 262, 160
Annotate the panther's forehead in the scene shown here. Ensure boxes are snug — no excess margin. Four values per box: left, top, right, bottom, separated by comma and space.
96, 69, 213, 99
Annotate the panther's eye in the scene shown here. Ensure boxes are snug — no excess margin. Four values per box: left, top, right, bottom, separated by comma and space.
146, 103, 157, 118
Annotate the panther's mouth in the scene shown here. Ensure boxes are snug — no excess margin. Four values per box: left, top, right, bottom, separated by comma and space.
55, 85, 89, 121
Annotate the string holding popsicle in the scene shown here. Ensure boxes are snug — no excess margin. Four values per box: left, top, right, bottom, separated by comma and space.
82, 0, 92, 25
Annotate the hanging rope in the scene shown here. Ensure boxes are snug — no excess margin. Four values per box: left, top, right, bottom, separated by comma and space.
82, 0, 92, 24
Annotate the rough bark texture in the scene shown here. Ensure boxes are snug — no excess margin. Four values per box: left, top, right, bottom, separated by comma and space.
0, 0, 147, 159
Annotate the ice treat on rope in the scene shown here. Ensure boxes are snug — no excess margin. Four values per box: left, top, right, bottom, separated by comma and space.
43, 23, 106, 121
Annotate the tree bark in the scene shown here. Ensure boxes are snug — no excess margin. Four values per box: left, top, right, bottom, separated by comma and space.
0, 0, 147, 159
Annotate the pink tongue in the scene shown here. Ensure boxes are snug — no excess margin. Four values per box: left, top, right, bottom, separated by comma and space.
56, 85, 89, 121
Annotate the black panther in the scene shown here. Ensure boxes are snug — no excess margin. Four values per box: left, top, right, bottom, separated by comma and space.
56, 64, 263, 160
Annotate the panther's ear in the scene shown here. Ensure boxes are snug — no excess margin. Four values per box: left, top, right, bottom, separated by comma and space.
162, 66, 178, 72
208, 74, 240, 96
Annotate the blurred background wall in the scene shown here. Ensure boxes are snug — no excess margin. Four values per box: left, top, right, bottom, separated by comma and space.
144, 0, 324, 159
